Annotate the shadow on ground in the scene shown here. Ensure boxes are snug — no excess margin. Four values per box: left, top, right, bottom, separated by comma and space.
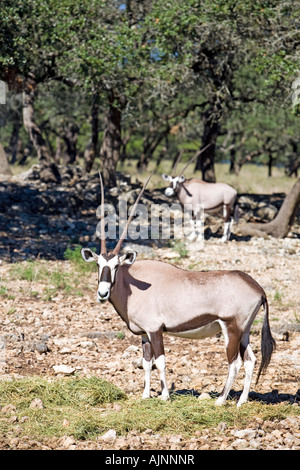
1, 176, 299, 262
170, 388, 300, 405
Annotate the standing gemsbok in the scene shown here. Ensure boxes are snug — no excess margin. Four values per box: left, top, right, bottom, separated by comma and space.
81, 174, 275, 406
162, 148, 238, 241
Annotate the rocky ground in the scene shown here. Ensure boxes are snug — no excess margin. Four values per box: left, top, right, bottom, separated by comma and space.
0, 166, 299, 450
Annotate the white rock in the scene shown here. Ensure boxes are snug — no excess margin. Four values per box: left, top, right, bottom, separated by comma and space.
101, 429, 117, 442
29, 398, 44, 409
125, 345, 139, 353
132, 358, 143, 369
233, 429, 257, 440
198, 392, 211, 401
60, 347, 72, 354
231, 438, 248, 449
169, 435, 182, 444
59, 436, 76, 448
162, 251, 179, 259
53, 364, 75, 375
80, 341, 95, 349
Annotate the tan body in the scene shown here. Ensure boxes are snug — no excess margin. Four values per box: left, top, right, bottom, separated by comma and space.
176, 179, 237, 212
162, 175, 238, 241
111, 260, 261, 338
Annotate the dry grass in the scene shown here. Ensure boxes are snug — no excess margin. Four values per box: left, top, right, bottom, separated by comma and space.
119, 159, 296, 196
0, 376, 299, 441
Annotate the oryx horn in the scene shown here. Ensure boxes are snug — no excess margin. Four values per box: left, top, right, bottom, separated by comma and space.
112, 172, 154, 255
171, 149, 185, 176
179, 143, 212, 176
98, 171, 107, 254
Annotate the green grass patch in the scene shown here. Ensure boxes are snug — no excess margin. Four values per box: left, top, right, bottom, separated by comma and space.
0, 376, 126, 409
63, 245, 97, 274
0, 377, 299, 442
0, 284, 15, 300
273, 291, 283, 303
169, 240, 189, 259
8, 246, 97, 300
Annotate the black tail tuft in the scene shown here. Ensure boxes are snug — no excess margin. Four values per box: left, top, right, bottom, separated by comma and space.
256, 297, 276, 384
233, 201, 239, 224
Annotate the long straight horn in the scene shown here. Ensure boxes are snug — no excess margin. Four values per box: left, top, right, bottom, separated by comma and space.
98, 171, 107, 254
172, 149, 184, 176
179, 143, 212, 176
113, 172, 153, 255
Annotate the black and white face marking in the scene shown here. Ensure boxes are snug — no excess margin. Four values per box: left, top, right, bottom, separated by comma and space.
97, 254, 119, 302
162, 174, 185, 197
81, 248, 137, 304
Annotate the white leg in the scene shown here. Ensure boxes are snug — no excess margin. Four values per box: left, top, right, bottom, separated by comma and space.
142, 358, 152, 399
194, 205, 204, 242
142, 334, 152, 399
195, 220, 203, 241
187, 219, 197, 241
217, 320, 242, 405
216, 354, 242, 405
221, 221, 231, 242
237, 344, 256, 407
155, 354, 169, 400
222, 203, 233, 241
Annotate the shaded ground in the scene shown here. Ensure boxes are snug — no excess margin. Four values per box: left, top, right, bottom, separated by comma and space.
1, 166, 299, 262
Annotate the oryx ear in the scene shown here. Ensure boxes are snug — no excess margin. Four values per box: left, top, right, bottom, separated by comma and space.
81, 248, 98, 262
178, 175, 185, 183
119, 250, 137, 266
162, 174, 172, 181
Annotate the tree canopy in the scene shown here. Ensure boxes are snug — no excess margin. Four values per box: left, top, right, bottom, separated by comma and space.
0, 0, 299, 183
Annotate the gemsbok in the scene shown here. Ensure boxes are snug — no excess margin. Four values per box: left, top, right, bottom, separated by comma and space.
81, 173, 275, 407
162, 149, 238, 241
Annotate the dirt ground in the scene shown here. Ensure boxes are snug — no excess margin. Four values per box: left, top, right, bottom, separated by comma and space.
0, 233, 299, 450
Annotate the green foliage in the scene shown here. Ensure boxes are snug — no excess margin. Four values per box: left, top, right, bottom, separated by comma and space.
64, 245, 97, 273
1, 0, 299, 176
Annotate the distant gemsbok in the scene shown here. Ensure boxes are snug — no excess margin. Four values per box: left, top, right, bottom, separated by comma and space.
81, 173, 275, 407
162, 148, 238, 241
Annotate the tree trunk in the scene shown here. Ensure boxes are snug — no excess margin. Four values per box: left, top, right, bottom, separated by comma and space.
100, 97, 122, 186
18, 140, 32, 166
84, 94, 99, 173
63, 122, 79, 164
22, 73, 60, 183
54, 136, 62, 164
7, 110, 21, 164
137, 127, 170, 172
286, 141, 299, 177
268, 153, 273, 178
0, 142, 12, 176
239, 177, 300, 238
195, 106, 219, 182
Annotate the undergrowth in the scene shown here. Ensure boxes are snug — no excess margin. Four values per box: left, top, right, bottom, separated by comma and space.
0, 376, 298, 441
